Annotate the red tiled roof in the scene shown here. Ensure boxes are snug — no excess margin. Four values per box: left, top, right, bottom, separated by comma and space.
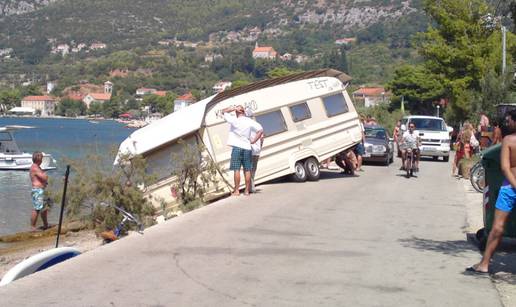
22, 95, 55, 101
88, 93, 112, 100
67, 92, 84, 101
253, 46, 275, 53
353, 87, 386, 96
154, 91, 167, 97
176, 92, 194, 101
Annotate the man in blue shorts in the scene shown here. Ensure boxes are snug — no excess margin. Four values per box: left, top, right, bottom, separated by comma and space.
468, 110, 516, 274
30, 152, 49, 231
222, 105, 263, 196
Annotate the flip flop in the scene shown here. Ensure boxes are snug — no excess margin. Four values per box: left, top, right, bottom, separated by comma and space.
465, 267, 489, 275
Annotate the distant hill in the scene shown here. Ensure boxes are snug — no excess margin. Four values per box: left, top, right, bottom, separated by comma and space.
0, 0, 432, 87
0, 0, 424, 49
0, 0, 58, 16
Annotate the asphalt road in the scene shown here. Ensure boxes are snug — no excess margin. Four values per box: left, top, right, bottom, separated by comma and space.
0, 157, 502, 306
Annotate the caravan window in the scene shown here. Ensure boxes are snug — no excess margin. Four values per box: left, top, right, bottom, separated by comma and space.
289, 102, 312, 122
323, 93, 348, 117
255, 110, 287, 137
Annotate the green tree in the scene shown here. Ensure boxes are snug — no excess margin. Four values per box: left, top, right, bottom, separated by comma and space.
414, 0, 515, 122
20, 84, 43, 97
387, 65, 446, 114
56, 98, 86, 117
88, 102, 103, 116
0, 88, 21, 111
267, 67, 302, 79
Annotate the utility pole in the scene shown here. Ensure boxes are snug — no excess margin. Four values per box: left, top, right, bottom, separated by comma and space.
502, 26, 507, 75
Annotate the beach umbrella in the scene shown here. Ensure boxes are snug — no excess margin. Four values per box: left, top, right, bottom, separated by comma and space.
400, 96, 405, 114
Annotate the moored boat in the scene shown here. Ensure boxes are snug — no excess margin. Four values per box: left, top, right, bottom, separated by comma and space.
0, 126, 57, 170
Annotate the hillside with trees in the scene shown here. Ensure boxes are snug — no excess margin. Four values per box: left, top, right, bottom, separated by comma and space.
0, 0, 514, 123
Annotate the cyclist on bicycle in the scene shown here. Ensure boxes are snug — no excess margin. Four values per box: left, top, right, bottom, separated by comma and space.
400, 122, 421, 171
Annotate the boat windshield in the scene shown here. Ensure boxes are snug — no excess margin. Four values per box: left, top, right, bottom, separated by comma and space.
0, 132, 12, 141
409, 118, 446, 131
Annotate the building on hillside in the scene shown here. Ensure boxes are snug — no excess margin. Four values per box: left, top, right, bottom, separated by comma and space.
90, 43, 107, 50
294, 54, 309, 63
335, 38, 356, 45
154, 91, 167, 97
46, 81, 56, 94
53, 44, 70, 56
213, 81, 232, 93
252, 43, 277, 60
136, 88, 157, 96
352, 87, 391, 108
174, 92, 196, 112
8, 107, 36, 116
158, 39, 174, 46
204, 53, 223, 63
104, 81, 113, 94
82, 93, 112, 109
82, 81, 113, 108
21, 96, 56, 117
280, 53, 293, 61
0, 48, 13, 57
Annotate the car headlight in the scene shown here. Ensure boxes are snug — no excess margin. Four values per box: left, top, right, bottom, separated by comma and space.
441, 139, 450, 144
372, 145, 386, 153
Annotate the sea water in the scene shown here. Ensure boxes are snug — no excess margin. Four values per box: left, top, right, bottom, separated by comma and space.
0, 117, 135, 235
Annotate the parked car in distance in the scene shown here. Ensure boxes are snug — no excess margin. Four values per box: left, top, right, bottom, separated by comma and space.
401, 115, 452, 162
363, 125, 394, 166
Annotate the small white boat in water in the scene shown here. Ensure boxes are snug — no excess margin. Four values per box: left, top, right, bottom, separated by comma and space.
0, 126, 57, 170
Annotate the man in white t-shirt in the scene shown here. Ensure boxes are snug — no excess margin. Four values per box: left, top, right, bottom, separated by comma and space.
222, 105, 263, 196
400, 122, 421, 171
246, 108, 264, 193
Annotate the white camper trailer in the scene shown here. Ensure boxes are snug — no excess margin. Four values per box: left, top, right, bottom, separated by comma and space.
115, 69, 362, 208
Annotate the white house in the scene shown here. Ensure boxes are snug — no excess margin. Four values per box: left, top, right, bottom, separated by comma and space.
173, 92, 196, 112
352, 87, 391, 108
252, 43, 277, 60
83, 93, 112, 108
136, 88, 157, 96
21, 96, 56, 116
212, 81, 232, 93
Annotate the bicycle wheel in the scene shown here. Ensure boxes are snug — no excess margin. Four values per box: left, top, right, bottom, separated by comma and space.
470, 163, 485, 193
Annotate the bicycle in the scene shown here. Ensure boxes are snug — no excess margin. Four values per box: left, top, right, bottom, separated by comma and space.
470, 159, 485, 193
97, 202, 144, 243
405, 148, 418, 178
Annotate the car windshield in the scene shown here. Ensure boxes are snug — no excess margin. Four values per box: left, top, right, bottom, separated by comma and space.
365, 128, 387, 139
408, 118, 446, 131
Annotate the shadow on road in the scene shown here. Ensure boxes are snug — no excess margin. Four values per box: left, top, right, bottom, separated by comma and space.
400, 236, 516, 282
399, 236, 477, 257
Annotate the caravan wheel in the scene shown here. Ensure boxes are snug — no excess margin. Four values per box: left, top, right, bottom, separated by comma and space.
291, 161, 307, 182
304, 157, 320, 181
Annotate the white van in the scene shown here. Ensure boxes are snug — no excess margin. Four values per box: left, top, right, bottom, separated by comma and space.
115, 69, 362, 208
402, 115, 453, 161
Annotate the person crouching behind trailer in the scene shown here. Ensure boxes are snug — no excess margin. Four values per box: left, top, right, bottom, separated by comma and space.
246, 108, 264, 193
222, 105, 263, 196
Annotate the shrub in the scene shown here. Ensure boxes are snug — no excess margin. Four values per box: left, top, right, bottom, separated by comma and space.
170, 138, 224, 212
48, 152, 156, 234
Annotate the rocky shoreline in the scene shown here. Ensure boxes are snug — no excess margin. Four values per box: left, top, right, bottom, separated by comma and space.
0, 225, 103, 279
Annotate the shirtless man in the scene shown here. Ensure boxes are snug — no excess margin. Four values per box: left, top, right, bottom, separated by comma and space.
30, 152, 49, 231
467, 110, 516, 274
